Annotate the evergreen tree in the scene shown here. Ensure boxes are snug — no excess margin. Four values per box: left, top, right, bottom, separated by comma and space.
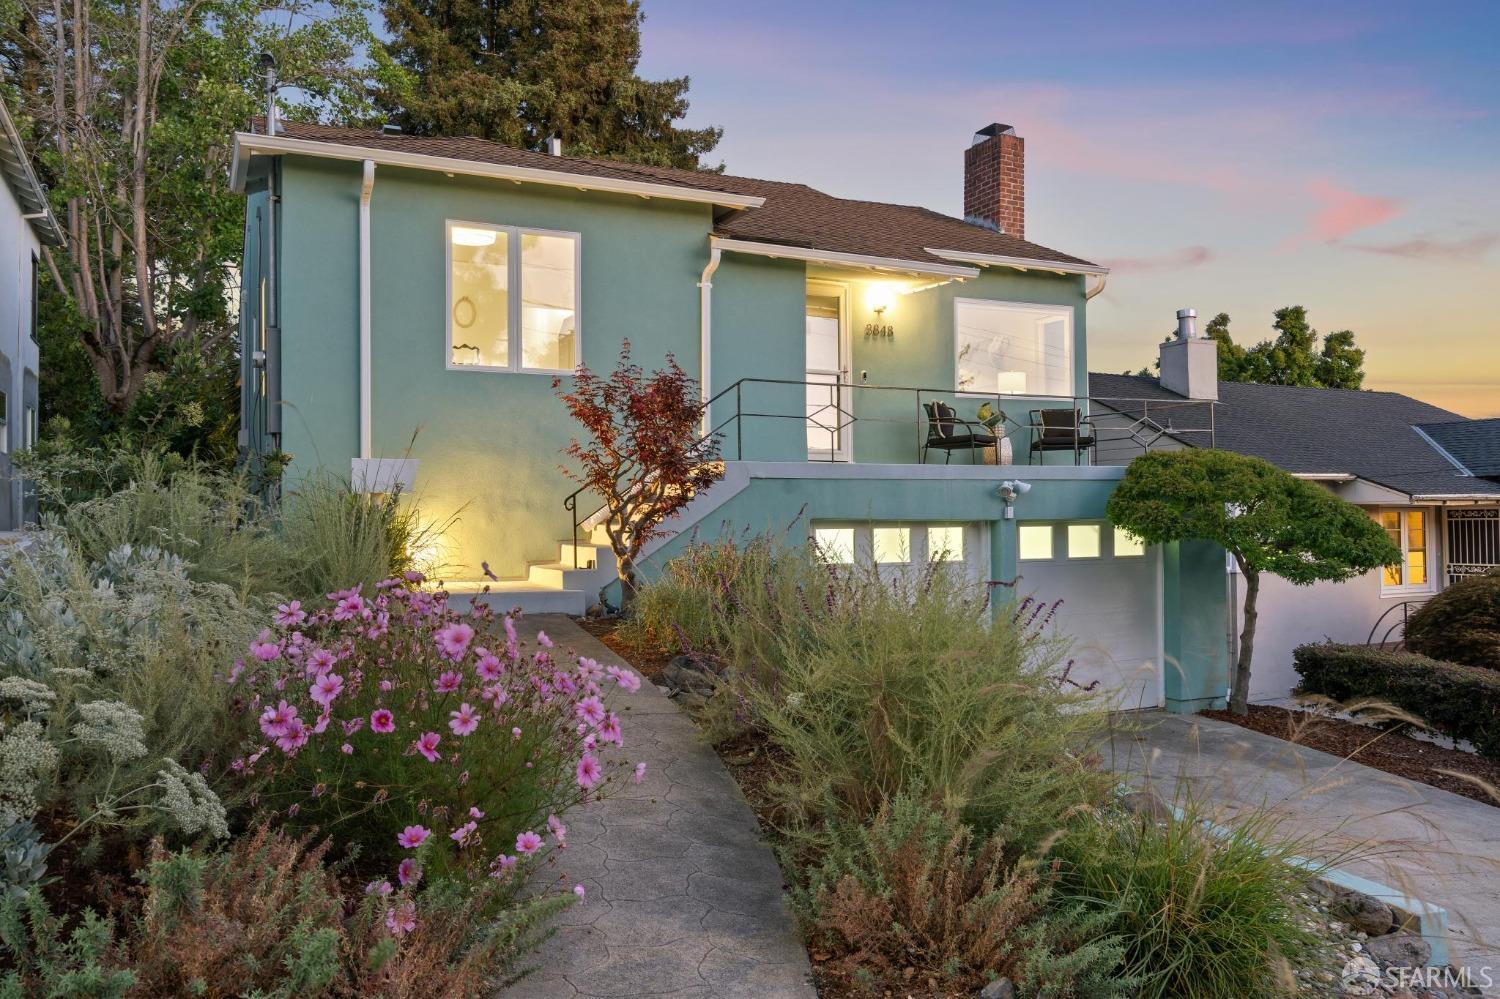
379, 0, 722, 169
1155, 306, 1367, 390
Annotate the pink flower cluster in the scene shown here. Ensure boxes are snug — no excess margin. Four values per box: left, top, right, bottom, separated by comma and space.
229, 579, 645, 937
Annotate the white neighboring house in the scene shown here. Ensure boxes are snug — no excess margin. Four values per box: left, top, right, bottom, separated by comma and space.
0, 98, 62, 530
1092, 315, 1500, 703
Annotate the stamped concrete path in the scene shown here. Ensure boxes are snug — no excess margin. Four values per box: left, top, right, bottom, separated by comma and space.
1107, 712, 1500, 990
499, 615, 815, 999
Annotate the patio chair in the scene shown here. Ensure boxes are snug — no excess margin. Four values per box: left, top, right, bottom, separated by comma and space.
1028, 408, 1096, 465
921, 401, 998, 464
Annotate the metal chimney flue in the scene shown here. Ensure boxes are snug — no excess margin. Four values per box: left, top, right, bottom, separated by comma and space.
1176, 308, 1198, 340
258, 53, 278, 135
546, 134, 563, 157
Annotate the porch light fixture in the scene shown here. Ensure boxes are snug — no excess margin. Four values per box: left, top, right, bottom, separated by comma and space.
450, 225, 498, 247
999, 479, 1031, 520
865, 282, 897, 317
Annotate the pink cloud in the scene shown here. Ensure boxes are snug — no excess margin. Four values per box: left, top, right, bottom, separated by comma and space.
1102, 246, 1216, 274
1348, 232, 1497, 261
1301, 179, 1401, 242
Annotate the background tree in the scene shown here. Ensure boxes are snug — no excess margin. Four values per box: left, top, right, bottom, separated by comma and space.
379, 0, 721, 168
1, 0, 398, 427
1106, 450, 1398, 716
555, 341, 722, 612
1173, 306, 1366, 389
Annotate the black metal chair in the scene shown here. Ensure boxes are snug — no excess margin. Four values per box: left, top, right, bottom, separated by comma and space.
922, 401, 998, 464
1028, 408, 1096, 465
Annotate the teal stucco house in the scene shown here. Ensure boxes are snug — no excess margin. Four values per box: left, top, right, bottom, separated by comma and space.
231, 118, 1237, 713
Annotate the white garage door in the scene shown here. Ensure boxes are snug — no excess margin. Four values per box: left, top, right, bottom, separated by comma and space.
1016, 521, 1163, 711
812, 522, 989, 587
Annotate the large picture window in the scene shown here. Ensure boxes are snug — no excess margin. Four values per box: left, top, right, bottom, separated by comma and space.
447, 221, 579, 373
955, 299, 1073, 398
1376, 508, 1433, 595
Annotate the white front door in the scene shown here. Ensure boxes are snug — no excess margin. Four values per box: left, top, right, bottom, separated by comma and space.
1015, 522, 1164, 710
806, 283, 850, 461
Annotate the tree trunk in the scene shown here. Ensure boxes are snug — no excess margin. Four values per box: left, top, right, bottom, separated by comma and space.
1230, 563, 1259, 716
616, 554, 639, 617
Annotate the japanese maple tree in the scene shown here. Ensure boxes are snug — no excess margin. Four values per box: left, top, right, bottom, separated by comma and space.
555, 341, 721, 610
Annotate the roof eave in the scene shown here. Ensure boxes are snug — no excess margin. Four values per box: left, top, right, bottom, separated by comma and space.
925, 247, 1108, 277
712, 236, 980, 279
0, 102, 64, 246
229, 132, 766, 210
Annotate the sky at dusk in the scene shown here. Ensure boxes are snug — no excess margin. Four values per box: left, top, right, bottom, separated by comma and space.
636, 1, 1500, 416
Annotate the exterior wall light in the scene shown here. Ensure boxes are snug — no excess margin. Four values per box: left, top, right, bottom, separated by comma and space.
999, 479, 1031, 519
864, 282, 898, 339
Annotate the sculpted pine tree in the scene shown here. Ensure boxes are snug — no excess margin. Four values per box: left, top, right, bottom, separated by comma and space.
380, 0, 722, 169
555, 342, 722, 611
1107, 450, 1398, 716
1184, 306, 1367, 390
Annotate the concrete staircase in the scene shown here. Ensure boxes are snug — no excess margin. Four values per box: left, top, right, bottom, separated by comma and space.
446, 527, 617, 616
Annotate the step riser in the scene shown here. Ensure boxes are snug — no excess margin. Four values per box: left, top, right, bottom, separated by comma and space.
452, 588, 587, 616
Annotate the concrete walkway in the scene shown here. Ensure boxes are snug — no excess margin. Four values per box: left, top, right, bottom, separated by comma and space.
1106, 712, 1500, 985
500, 616, 815, 999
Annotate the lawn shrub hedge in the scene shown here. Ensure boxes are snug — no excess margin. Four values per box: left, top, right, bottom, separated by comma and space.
1403, 569, 1500, 670
1293, 642, 1500, 760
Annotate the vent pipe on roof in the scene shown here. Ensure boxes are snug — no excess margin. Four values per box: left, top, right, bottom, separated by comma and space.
546, 134, 562, 156
258, 53, 278, 136
1159, 307, 1217, 400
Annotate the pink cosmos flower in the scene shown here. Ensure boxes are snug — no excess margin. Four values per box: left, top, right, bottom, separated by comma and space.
275, 600, 307, 627
607, 666, 641, 693
414, 731, 442, 762
475, 650, 503, 681
599, 712, 623, 747
365, 879, 393, 896
259, 700, 298, 739
306, 648, 337, 674
573, 884, 586, 901
552, 672, 578, 697
397, 857, 422, 887
341, 742, 354, 755
576, 656, 603, 680
309, 672, 344, 708
515, 831, 542, 855
274, 718, 309, 754
576, 753, 602, 790
503, 616, 517, 644
370, 708, 396, 733
434, 671, 463, 694
450, 820, 477, 844
227, 661, 245, 685
548, 814, 567, 845
469, 806, 485, 819
434, 621, 475, 660
379, 679, 395, 692
633, 762, 647, 784
537, 630, 553, 648
342, 717, 364, 736
490, 854, 517, 878
249, 631, 281, 662
385, 899, 417, 938
481, 684, 509, 707
574, 695, 606, 727
332, 594, 365, 621
511, 727, 523, 740
403, 570, 425, 583
448, 703, 480, 736
397, 825, 430, 849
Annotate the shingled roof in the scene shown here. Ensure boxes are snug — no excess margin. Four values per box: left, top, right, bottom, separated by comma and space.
1088, 373, 1500, 500
239, 121, 1100, 272
1416, 418, 1500, 479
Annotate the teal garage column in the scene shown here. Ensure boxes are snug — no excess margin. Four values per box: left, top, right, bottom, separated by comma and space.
1162, 540, 1230, 713
991, 515, 1017, 615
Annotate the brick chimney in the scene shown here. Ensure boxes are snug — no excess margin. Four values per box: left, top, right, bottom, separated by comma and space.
964, 123, 1024, 238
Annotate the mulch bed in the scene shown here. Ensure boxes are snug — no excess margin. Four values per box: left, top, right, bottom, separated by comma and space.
1202, 704, 1500, 808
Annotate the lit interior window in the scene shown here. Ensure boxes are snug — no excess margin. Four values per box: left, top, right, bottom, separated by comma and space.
813, 528, 855, 564
1113, 527, 1145, 557
955, 299, 1072, 397
1018, 524, 1052, 560
927, 526, 965, 562
873, 526, 911, 564
449, 225, 507, 367
520, 232, 578, 371
1067, 524, 1102, 559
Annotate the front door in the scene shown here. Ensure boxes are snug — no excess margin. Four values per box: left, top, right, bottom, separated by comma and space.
806, 283, 850, 460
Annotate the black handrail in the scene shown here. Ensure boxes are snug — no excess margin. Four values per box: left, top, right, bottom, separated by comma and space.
560, 377, 1219, 567
1365, 600, 1420, 648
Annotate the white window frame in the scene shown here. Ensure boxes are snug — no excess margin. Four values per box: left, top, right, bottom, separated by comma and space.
811, 522, 988, 582
1377, 507, 1435, 597
445, 219, 582, 375
954, 298, 1075, 399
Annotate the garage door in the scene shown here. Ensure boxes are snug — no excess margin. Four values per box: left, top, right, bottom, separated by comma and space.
1015, 521, 1163, 711
812, 522, 989, 587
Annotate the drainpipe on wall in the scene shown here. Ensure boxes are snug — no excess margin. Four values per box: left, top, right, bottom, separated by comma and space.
1085, 273, 1107, 300
359, 159, 375, 461
697, 244, 722, 436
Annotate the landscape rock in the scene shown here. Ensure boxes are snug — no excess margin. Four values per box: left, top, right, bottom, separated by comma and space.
1119, 788, 1173, 822
1365, 932, 1432, 970
978, 977, 1015, 999
661, 657, 717, 696
1339, 953, 1382, 996
1328, 887, 1395, 936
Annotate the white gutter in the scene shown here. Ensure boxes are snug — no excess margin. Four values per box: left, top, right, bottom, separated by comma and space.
923, 247, 1110, 277
1292, 473, 1358, 482
359, 160, 374, 460
230, 132, 765, 211
697, 244, 722, 434
711, 236, 978, 280
1412, 494, 1500, 503
1085, 273, 1108, 300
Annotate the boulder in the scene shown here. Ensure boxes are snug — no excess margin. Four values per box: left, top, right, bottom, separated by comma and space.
1328, 887, 1395, 936
1119, 789, 1173, 822
661, 657, 717, 696
1365, 932, 1432, 971
978, 978, 1015, 999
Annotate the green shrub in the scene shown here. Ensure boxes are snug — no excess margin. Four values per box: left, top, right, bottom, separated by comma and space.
1403, 570, 1500, 670
1057, 797, 1321, 999
1293, 642, 1500, 760
276, 471, 434, 598
651, 537, 1110, 855
797, 790, 1133, 997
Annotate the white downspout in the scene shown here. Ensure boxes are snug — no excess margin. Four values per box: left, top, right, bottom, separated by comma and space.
359, 159, 375, 460
1085, 273, 1108, 300
697, 244, 722, 435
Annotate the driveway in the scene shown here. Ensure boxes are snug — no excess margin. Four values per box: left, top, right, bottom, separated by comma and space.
1105, 712, 1500, 987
